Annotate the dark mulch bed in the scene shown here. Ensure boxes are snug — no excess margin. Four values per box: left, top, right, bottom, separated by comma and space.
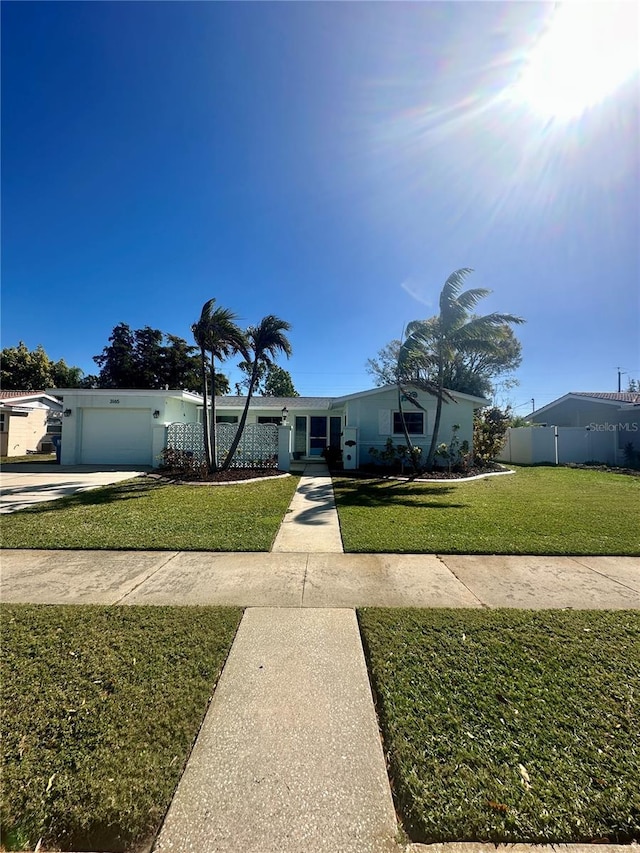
155, 467, 287, 483
564, 463, 640, 477
329, 462, 506, 481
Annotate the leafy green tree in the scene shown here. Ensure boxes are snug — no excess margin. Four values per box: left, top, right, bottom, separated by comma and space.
51, 360, 84, 388
221, 315, 292, 470
235, 362, 297, 397
92, 324, 207, 392
398, 269, 524, 469
131, 327, 165, 388
192, 299, 248, 472
1, 341, 83, 390
235, 360, 268, 395
367, 321, 522, 399
263, 365, 299, 397
93, 324, 138, 387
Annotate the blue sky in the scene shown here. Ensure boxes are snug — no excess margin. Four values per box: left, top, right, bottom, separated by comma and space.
2, 1, 638, 411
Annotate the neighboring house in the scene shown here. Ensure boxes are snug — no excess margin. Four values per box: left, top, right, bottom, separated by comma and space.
51, 385, 488, 468
0, 391, 63, 457
498, 392, 640, 466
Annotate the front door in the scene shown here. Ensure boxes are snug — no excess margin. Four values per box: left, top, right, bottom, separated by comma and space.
309, 416, 327, 456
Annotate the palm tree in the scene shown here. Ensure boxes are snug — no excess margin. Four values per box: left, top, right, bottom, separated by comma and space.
192, 299, 248, 472
398, 269, 524, 469
221, 315, 292, 470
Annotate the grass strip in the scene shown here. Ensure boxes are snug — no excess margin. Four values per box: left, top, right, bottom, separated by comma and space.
0, 475, 299, 550
358, 608, 640, 844
334, 466, 640, 554
1, 604, 242, 851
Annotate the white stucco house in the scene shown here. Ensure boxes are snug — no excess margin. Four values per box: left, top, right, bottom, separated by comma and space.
50, 385, 488, 468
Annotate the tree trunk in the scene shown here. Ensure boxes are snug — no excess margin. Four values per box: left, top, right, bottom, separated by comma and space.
221, 359, 260, 470
210, 352, 217, 471
426, 360, 445, 470
199, 346, 213, 472
397, 383, 420, 473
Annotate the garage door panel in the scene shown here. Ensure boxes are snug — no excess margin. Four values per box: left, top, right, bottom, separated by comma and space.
80, 408, 152, 465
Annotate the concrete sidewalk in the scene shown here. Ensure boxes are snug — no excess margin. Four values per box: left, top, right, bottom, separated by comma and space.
2, 550, 638, 608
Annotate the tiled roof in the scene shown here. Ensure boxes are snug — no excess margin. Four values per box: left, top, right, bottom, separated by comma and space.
0, 390, 50, 400
0, 391, 51, 402
573, 392, 640, 404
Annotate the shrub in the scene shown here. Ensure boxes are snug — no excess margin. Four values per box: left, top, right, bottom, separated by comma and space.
434, 425, 470, 473
623, 442, 640, 470
473, 407, 510, 464
158, 447, 208, 478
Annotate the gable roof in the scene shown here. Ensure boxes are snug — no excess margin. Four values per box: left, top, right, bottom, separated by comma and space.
333, 384, 490, 406
532, 391, 640, 418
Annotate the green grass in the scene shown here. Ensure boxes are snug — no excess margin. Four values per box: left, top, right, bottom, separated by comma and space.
333, 466, 640, 554
358, 608, 640, 844
1, 475, 299, 550
1, 604, 242, 851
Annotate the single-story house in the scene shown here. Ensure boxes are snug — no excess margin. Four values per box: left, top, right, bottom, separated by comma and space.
498, 391, 640, 466
0, 391, 63, 457
50, 385, 488, 468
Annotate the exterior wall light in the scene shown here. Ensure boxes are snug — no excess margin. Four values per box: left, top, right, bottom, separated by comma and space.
63, 409, 72, 418
153, 410, 160, 419
281, 406, 288, 424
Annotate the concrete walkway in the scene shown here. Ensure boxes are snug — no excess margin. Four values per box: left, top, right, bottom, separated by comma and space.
272, 461, 343, 552
154, 608, 398, 853
0, 464, 149, 514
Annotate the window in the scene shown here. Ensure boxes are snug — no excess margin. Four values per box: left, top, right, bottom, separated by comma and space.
393, 411, 424, 434
216, 415, 238, 424
0, 413, 5, 432
258, 416, 282, 425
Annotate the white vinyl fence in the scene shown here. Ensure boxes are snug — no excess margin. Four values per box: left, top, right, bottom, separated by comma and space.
497, 426, 619, 466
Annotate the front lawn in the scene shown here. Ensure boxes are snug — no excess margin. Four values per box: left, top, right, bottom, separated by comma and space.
333, 466, 640, 554
359, 608, 640, 844
1, 604, 242, 851
0, 475, 299, 551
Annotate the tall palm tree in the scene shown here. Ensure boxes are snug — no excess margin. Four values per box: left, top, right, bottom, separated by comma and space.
192, 299, 248, 472
221, 315, 292, 470
398, 269, 524, 469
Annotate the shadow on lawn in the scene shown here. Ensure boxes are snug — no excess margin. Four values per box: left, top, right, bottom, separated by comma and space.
333, 478, 467, 510
6, 479, 161, 515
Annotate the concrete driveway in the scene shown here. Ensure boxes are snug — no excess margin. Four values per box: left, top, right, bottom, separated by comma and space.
0, 463, 151, 514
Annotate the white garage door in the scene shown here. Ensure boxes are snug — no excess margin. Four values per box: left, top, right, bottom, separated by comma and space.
80, 408, 152, 465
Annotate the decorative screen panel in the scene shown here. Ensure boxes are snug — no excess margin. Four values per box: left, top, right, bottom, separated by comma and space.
167, 422, 278, 468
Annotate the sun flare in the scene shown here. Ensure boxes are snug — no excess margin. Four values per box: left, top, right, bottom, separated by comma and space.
512, 2, 639, 120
